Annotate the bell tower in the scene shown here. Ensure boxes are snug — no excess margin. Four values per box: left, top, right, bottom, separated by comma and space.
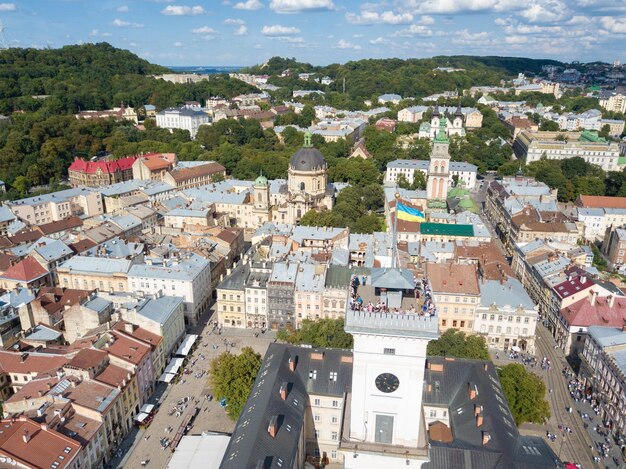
341, 268, 439, 468
426, 120, 451, 202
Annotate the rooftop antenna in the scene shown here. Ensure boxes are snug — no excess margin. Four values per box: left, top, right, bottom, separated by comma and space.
0, 19, 7, 50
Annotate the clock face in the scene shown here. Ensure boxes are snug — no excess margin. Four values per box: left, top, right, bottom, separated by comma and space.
375, 373, 400, 393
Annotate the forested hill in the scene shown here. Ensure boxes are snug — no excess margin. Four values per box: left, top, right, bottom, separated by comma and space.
243, 55, 567, 105
0, 43, 257, 114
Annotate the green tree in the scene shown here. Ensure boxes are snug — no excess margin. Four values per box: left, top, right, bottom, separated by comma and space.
498, 364, 551, 426
277, 318, 353, 349
209, 347, 262, 420
427, 329, 490, 360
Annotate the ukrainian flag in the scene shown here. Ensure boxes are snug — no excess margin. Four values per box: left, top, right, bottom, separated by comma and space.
397, 202, 425, 223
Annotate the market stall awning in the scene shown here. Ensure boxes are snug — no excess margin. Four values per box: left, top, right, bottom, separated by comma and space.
159, 372, 177, 383
164, 357, 185, 375
140, 404, 155, 414
135, 412, 150, 423
175, 334, 198, 357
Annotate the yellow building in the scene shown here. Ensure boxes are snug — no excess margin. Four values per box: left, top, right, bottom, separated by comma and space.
427, 262, 480, 333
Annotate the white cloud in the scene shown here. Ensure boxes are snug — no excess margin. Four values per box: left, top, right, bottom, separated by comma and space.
334, 39, 361, 49
101, 32, 113, 37
419, 15, 435, 25
518, 0, 567, 23
254, 43, 262, 49
600, 16, 626, 33
161, 5, 206, 15
89, 29, 99, 37
223, 18, 245, 25
234, 0, 263, 10
393, 24, 433, 36
261, 24, 300, 35
353, 33, 364, 38
404, 0, 520, 15
117, 5, 129, 12
270, 0, 335, 14
451, 29, 494, 45
370, 36, 389, 44
192, 26, 217, 33
0, 3, 16, 12
234, 25, 249, 35
174, 41, 184, 47
346, 10, 413, 25
113, 18, 144, 28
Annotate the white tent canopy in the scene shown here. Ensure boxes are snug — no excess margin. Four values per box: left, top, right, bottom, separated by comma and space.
135, 412, 150, 423
175, 334, 198, 357
140, 404, 155, 414
164, 357, 185, 375
159, 372, 176, 383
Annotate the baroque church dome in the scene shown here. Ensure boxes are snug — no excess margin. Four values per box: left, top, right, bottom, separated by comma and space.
289, 132, 327, 172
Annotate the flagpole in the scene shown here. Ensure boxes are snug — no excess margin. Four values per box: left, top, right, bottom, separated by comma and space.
392, 192, 400, 269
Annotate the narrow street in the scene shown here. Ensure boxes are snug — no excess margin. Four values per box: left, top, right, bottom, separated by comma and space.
535, 324, 596, 468
112, 316, 277, 469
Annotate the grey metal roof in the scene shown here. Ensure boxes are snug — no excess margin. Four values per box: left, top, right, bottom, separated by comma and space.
423, 358, 559, 469
587, 326, 626, 348
608, 348, 626, 377
7, 187, 99, 207
269, 262, 298, 284
59, 256, 133, 275
370, 267, 415, 290
217, 263, 249, 291
83, 297, 112, 313
294, 264, 325, 292
24, 324, 62, 342
289, 147, 326, 172
220, 343, 352, 469
479, 278, 536, 310
0, 206, 15, 223
134, 295, 184, 324
129, 254, 209, 281
291, 226, 345, 244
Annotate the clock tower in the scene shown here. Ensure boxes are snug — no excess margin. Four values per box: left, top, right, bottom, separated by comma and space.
341, 268, 439, 468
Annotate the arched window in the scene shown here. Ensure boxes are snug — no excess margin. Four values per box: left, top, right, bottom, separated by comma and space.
299, 182, 305, 191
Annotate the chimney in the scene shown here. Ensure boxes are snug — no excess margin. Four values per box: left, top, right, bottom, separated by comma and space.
40, 424, 48, 431
279, 382, 289, 401
468, 382, 478, 400
268, 415, 278, 438
589, 290, 598, 306
580, 276, 586, 284
288, 356, 297, 372
482, 432, 491, 445
22, 430, 31, 443
476, 414, 484, 427
124, 322, 135, 334
608, 295, 615, 308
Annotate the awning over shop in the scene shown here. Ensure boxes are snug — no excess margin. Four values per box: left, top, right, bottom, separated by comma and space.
135, 412, 150, 423
159, 372, 176, 383
164, 357, 185, 375
140, 404, 155, 414
175, 334, 198, 357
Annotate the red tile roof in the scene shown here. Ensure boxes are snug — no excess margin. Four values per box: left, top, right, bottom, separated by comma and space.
0, 417, 82, 469
0, 350, 68, 375
0, 256, 49, 282
96, 363, 132, 388
168, 162, 226, 183
553, 275, 595, 300
427, 262, 481, 295
561, 295, 626, 328
67, 349, 107, 370
68, 156, 136, 175
577, 195, 626, 209
138, 153, 177, 171
105, 331, 150, 365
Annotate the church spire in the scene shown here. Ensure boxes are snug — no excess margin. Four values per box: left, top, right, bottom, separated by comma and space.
303, 131, 313, 148
433, 118, 449, 143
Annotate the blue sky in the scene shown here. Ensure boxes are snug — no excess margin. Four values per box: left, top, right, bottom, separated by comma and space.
1, 1, 625, 66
